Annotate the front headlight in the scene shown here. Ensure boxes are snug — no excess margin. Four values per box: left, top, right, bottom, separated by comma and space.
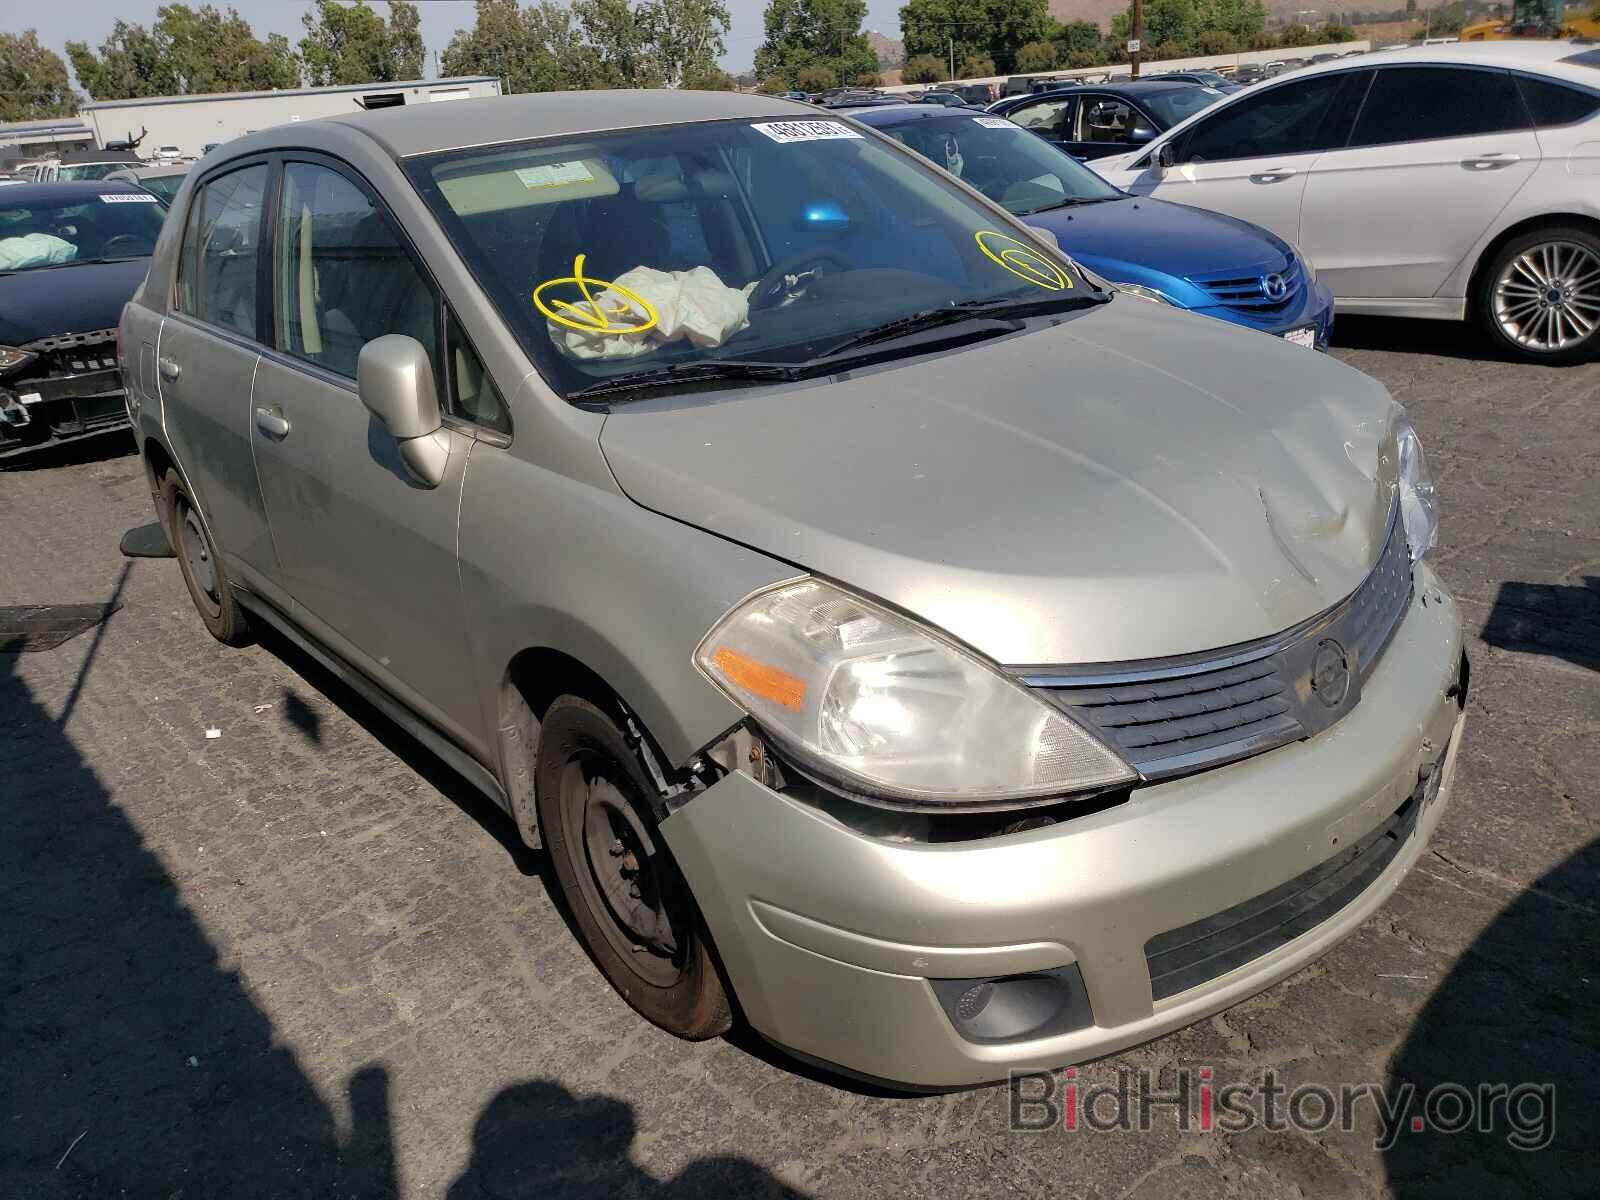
0, 346, 37, 377
1113, 282, 1178, 306
1395, 416, 1437, 560
695, 579, 1135, 811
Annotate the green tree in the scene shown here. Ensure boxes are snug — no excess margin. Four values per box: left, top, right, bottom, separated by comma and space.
0, 30, 77, 120
756, 72, 788, 92
68, 5, 300, 100
958, 53, 995, 76
681, 63, 734, 89
1015, 39, 1058, 71
1054, 19, 1103, 56
442, 0, 602, 92
901, 0, 1051, 75
795, 63, 837, 90
646, 0, 732, 88
300, 0, 423, 87
573, 0, 665, 87
902, 52, 944, 82
754, 0, 879, 88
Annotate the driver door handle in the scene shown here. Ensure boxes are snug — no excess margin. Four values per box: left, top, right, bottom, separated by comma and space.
255, 405, 290, 439
1461, 153, 1520, 170
1249, 167, 1297, 183
158, 356, 181, 381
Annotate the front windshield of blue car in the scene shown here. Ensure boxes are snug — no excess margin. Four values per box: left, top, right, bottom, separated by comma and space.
873, 112, 1124, 215
409, 117, 1099, 399
1141, 86, 1229, 128
0, 193, 165, 272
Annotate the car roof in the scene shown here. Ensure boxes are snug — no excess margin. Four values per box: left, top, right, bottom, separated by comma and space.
0, 180, 153, 204
1263, 39, 1597, 84
316, 89, 817, 159
843, 104, 982, 126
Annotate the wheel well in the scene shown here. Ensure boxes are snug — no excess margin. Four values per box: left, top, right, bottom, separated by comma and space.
1466, 213, 1600, 312
143, 436, 175, 504
496, 648, 630, 850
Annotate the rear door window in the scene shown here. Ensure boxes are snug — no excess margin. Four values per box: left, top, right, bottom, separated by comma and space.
175, 163, 268, 339
1177, 71, 1369, 163
1349, 67, 1527, 147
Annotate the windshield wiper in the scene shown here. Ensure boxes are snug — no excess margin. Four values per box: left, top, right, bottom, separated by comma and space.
1017, 196, 1120, 215
819, 292, 1105, 357
568, 358, 799, 402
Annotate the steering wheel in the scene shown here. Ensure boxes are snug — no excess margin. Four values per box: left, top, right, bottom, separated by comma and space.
101, 234, 149, 258
749, 250, 856, 311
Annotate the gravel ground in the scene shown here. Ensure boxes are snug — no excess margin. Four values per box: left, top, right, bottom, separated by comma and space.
2, 317, 1596, 1199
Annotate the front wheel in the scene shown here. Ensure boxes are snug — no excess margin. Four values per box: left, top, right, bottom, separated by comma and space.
534, 694, 731, 1040
1477, 227, 1600, 364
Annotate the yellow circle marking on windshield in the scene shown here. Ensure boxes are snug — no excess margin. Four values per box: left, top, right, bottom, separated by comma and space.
533, 253, 659, 335
975, 231, 1071, 291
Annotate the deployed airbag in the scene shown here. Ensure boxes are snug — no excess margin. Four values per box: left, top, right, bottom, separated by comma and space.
548, 265, 754, 361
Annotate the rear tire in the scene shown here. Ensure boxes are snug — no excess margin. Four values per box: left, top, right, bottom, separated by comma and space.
161, 468, 249, 646
534, 695, 731, 1040
1476, 226, 1600, 364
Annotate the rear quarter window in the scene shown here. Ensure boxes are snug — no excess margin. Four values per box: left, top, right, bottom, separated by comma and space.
1515, 75, 1600, 128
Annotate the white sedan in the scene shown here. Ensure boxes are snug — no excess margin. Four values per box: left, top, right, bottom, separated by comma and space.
1092, 42, 1600, 362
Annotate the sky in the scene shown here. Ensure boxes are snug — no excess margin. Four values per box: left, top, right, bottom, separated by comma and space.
17, 0, 910, 84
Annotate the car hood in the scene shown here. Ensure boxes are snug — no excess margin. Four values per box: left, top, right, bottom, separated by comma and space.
1028, 196, 1291, 287
599, 302, 1400, 667
0, 257, 149, 344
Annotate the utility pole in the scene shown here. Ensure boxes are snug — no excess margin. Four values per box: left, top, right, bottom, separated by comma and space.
1130, 0, 1144, 79
949, 35, 955, 81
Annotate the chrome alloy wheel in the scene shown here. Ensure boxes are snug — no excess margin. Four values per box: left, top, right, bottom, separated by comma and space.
1492, 240, 1600, 354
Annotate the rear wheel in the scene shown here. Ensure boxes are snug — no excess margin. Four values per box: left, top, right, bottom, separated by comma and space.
161, 469, 249, 645
534, 694, 731, 1039
1478, 226, 1600, 364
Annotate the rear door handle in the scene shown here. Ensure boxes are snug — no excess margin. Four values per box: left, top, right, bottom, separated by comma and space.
1249, 167, 1297, 183
254, 406, 290, 439
1461, 153, 1521, 170
158, 356, 181, 381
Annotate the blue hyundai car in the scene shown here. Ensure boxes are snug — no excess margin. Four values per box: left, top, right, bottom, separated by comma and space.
847, 104, 1334, 349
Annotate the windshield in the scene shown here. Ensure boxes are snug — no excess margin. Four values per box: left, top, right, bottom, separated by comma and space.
1141, 87, 1229, 127
0, 192, 164, 271
408, 117, 1099, 399
57, 163, 127, 182
874, 113, 1123, 214
142, 173, 186, 203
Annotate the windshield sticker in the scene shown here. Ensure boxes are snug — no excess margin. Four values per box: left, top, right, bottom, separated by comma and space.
533, 253, 659, 336
515, 160, 596, 190
975, 230, 1072, 291
99, 193, 159, 203
972, 116, 1015, 129
751, 120, 864, 144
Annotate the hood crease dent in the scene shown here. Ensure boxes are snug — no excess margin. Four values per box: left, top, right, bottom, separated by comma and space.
599, 303, 1401, 667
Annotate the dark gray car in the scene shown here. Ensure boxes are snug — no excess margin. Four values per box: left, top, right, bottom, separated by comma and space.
122, 91, 1465, 1089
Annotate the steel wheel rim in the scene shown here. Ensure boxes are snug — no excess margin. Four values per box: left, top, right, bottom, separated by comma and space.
1492, 240, 1600, 353
564, 758, 686, 988
179, 502, 221, 611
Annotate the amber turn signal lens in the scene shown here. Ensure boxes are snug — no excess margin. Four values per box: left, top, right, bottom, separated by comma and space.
711, 646, 807, 712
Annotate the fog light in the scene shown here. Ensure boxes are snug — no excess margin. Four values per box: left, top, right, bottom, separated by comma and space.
930, 965, 1094, 1044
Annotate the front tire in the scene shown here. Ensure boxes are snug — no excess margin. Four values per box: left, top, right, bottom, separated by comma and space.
1477, 226, 1600, 364
534, 694, 731, 1040
160, 469, 249, 645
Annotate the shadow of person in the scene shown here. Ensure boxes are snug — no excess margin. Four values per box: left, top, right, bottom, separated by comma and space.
1384, 838, 1599, 1196
448, 1081, 808, 1200
0, 635, 397, 1198
1481, 578, 1600, 673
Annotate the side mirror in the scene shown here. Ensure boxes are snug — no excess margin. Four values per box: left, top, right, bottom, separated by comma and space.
1127, 124, 1157, 145
357, 334, 450, 487
1151, 140, 1178, 179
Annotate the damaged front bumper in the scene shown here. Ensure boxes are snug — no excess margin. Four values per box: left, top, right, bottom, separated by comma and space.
661, 565, 1466, 1089
1, 336, 130, 459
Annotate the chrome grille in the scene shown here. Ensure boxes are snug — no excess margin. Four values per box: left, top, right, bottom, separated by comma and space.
1188, 261, 1303, 312
1025, 506, 1412, 781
